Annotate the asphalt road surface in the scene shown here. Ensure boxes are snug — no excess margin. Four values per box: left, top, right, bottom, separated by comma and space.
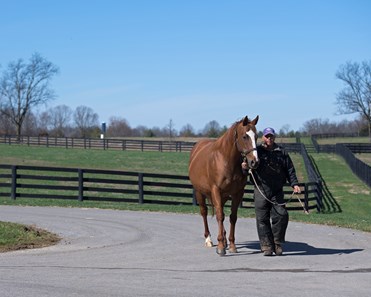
0, 205, 370, 297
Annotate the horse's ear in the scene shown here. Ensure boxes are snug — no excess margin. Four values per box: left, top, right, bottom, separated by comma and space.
251, 115, 259, 125
242, 116, 249, 126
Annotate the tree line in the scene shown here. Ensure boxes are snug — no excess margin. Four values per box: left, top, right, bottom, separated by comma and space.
1, 53, 370, 139
0, 104, 233, 138
0, 103, 368, 139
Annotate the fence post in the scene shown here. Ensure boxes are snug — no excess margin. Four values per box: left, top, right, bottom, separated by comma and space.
11, 165, 17, 200
304, 183, 309, 212
316, 179, 323, 211
138, 173, 144, 204
78, 169, 84, 201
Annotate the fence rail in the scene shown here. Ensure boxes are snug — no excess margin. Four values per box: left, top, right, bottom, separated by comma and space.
335, 144, 371, 188
343, 143, 371, 153
0, 164, 320, 212
310, 136, 371, 187
1, 135, 308, 154
311, 136, 371, 154
0, 135, 196, 152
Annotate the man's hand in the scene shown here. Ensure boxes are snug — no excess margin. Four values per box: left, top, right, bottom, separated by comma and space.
293, 185, 301, 193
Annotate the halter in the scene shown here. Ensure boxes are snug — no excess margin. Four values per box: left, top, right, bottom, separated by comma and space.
234, 129, 257, 156
234, 128, 258, 176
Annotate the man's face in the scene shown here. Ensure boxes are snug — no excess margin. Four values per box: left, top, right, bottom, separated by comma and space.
263, 134, 275, 146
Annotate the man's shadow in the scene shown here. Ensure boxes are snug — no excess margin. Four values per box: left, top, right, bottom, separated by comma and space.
235, 241, 363, 256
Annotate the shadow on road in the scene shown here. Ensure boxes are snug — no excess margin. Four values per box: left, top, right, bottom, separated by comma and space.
237, 241, 363, 256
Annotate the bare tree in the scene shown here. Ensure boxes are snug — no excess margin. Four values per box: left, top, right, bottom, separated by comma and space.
37, 110, 51, 135
0, 53, 59, 138
0, 108, 16, 134
302, 118, 333, 135
107, 116, 132, 137
166, 119, 177, 140
279, 124, 290, 136
353, 115, 369, 136
48, 105, 72, 137
202, 120, 221, 137
179, 123, 195, 137
336, 60, 371, 139
22, 111, 38, 136
73, 105, 99, 137
132, 125, 147, 137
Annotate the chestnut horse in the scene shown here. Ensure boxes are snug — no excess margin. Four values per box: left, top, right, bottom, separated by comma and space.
188, 116, 259, 255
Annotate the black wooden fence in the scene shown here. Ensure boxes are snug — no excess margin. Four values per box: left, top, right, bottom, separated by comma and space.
0, 164, 320, 212
311, 136, 371, 153
335, 144, 371, 188
343, 143, 371, 153
310, 136, 371, 188
0, 135, 195, 152
0, 134, 308, 155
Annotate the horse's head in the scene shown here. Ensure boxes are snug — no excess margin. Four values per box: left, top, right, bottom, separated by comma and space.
235, 115, 259, 169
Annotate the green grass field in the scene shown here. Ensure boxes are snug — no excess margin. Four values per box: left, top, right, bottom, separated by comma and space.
0, 143, 370, 233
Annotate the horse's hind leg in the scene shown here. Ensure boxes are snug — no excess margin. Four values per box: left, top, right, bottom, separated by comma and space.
196, 192, 213, 247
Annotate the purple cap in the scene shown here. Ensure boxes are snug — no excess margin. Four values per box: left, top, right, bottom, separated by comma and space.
263, 127, 275, 136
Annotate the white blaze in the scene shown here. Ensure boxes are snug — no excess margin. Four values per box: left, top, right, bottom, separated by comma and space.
246, 130, 259, 162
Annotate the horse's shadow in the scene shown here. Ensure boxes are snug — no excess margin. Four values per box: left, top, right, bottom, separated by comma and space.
233, 241, 363, 256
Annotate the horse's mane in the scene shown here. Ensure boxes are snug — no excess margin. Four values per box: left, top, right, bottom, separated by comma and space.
217, 117, 248, 145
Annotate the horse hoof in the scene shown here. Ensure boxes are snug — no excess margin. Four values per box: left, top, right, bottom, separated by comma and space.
205, 235, 213, 247
205, 241, 213, 248
216, 248, 226, 256
229, 247, 238, 254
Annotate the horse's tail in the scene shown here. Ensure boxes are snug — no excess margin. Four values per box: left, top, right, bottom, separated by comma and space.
196, 192, 215, 217
210, 204, 215, 217
206, 196, 215, 217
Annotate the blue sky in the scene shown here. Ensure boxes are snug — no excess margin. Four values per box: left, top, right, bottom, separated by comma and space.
1, 0, 370, 133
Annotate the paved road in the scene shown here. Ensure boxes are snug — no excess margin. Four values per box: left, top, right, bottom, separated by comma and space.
0, 205, 370, 297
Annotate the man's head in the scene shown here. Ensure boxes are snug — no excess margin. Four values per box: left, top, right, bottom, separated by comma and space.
262, 127, 276, 147
263, 127, 275, 137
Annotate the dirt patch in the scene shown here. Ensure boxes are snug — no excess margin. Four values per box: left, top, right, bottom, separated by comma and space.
0, 224, 61, 253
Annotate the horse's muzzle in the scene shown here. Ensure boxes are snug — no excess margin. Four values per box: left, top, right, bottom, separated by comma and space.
243, 148, 259, 169
248, 158, 259, 169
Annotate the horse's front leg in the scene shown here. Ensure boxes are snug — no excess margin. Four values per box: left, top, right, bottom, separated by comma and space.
216, 207, 226, 256
228, 192, 243, 254
212, 187, 226, 256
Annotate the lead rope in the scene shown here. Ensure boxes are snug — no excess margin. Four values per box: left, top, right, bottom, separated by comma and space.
248, 169, 309, 214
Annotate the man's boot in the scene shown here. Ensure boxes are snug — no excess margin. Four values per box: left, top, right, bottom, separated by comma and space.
275, 243, 283, 256
261, 245, 273, 256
